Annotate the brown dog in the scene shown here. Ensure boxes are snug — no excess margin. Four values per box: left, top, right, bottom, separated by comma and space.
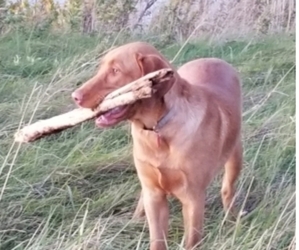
72, 42, 242, 250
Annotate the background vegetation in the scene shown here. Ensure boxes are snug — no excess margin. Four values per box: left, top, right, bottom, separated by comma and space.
0, 0, 296, 249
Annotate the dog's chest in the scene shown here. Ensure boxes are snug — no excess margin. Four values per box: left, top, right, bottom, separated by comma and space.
133, 130, 170, 167
131, 128, 189, 193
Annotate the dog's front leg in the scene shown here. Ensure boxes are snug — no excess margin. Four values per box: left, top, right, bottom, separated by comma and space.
180, 191, 206, 249
143, 188, 169, 250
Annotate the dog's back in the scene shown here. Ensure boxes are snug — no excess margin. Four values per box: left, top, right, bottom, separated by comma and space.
178, 58, 241, 105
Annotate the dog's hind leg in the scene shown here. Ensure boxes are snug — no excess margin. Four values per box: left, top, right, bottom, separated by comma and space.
132, 190, 146, 219
221, 139, 243, 215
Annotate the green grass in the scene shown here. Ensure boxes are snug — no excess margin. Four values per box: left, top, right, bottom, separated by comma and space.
0, 31, 295, 250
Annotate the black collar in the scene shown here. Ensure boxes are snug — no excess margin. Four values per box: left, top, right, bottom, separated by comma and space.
152, 108, 174, 132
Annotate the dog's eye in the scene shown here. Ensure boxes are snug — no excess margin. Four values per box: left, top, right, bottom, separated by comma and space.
112, 68, 120, 74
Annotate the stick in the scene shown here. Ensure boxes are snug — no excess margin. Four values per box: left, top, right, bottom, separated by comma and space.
14, 68, 173, 143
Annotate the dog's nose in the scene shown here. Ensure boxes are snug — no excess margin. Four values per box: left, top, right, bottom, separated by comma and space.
72, 91, 83, 105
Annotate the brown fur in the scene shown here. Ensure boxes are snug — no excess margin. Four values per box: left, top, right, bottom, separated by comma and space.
72, 42, 243, 250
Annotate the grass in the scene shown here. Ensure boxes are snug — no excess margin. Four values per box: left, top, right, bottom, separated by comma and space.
0, 31, 295, 250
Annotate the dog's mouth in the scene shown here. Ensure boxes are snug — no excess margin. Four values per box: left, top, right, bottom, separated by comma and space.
95, 105, 129, 127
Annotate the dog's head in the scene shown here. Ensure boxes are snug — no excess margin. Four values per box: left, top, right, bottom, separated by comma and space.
72, 42, 174, 127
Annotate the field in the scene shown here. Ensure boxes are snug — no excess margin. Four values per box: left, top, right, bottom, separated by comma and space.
0, 31, 295, 249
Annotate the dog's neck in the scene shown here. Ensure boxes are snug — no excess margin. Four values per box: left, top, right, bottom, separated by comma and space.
130, 97, 168, 131
131, 74, 190, 132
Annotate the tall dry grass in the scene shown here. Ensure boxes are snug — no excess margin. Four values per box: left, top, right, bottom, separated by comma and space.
147, 0, 295, 40
1, 0, 295, 39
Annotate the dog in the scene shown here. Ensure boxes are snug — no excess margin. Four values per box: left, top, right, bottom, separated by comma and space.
72, 42, 243, 250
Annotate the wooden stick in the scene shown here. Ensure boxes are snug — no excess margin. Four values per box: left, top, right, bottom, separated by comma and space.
14, 68, 173, 143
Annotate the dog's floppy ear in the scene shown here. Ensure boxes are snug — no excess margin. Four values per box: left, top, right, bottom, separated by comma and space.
135, 53, 174, 96
135, 53, 169, 75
